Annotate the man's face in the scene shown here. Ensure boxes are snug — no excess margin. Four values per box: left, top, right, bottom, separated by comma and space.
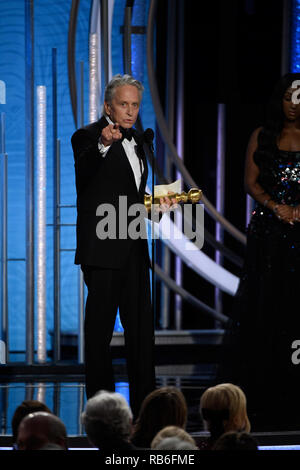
104, 85, 141, 128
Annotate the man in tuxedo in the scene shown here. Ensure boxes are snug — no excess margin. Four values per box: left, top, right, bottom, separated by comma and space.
71, 74, 159, 418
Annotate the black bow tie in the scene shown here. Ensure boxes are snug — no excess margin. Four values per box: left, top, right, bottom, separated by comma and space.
120, 127, 134, 142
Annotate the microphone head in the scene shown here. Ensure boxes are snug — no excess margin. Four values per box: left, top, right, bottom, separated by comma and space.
143, 128, 154, 144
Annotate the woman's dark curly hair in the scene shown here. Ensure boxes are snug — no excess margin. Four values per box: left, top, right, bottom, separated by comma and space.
255, 73, 300, 163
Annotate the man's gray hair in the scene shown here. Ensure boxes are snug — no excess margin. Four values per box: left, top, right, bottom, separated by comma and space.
104, 74, 144, 104
81, 390, 133, 446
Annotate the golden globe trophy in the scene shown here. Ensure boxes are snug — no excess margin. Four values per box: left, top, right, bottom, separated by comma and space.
144, 188, 202, 212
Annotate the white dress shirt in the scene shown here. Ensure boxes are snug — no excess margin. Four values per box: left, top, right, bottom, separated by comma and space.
98, 116, 144, 191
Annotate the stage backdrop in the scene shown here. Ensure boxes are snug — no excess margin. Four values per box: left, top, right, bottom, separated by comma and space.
0, 0, 154, 358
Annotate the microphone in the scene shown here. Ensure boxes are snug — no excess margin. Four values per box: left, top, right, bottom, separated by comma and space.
143, 128, 154, 151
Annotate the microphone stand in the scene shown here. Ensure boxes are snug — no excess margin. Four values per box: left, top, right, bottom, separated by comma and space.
135, 117, 157, 325
151, 142, 155, 328
143, 134, 156, 330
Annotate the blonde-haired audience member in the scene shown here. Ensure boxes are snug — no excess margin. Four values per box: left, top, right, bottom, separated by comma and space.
199, 383, 250, 450
151, 425, 198, 450
152, 436, 198, 451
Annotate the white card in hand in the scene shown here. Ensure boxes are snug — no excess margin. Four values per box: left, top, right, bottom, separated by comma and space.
154, 179, 181, 198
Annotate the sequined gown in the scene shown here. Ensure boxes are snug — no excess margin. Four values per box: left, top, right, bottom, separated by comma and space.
220, 146, 300, 426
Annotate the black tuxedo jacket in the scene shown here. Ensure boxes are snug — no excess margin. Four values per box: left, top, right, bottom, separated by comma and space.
71, 116, 150, 269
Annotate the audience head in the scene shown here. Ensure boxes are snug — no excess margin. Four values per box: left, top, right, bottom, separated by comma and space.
212, 431, 258, 451
81, 390, 133, 448
131, 386, 188, 448
200, 383, 250, 442
153, 436, 198, 450
16, 411, 68, 450
151, 425, 198, 450
11, 400, 52, 444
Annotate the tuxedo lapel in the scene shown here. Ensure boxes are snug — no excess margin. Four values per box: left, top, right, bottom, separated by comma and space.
134, 131, 148, 196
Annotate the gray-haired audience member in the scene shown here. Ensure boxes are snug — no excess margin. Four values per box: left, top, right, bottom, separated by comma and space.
16, 411, 68, 450
81, 390, 139, 451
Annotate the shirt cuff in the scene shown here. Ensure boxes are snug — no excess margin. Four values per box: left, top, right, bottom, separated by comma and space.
98, 139, 111, 157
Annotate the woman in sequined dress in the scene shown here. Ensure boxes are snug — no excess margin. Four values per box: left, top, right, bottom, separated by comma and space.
220, 73, 300, 429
